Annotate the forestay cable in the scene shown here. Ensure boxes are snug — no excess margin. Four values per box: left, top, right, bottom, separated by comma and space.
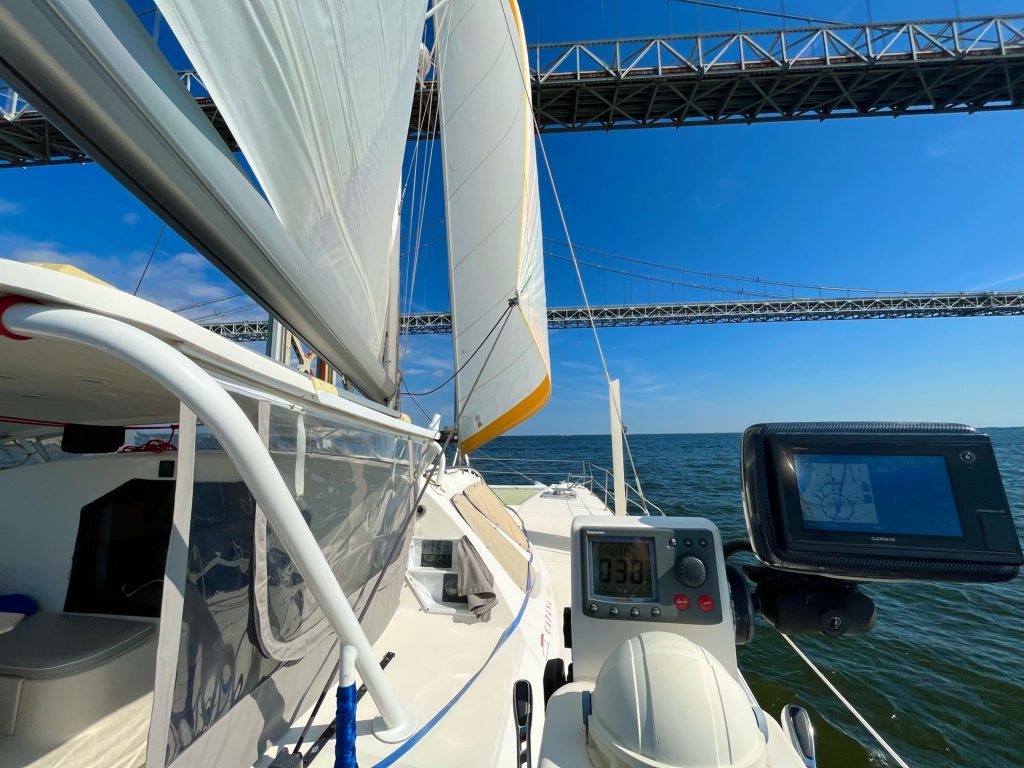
778, 632, 913, 768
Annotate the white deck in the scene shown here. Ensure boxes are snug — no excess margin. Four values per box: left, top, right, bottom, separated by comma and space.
289, 482, 612, 768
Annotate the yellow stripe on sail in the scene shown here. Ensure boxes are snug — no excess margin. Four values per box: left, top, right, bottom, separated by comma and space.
459, 374, 550, 454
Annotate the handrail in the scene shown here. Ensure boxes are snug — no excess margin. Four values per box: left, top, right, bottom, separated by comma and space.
0, 301, 419, 743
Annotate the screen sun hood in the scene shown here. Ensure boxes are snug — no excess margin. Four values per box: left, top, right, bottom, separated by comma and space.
740, 422, 1023, 583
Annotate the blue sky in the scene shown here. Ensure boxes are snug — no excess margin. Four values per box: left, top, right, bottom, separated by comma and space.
1, 1, 1021, 433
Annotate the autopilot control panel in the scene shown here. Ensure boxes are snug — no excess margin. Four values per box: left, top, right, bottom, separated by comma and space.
570, 516, 738, 681
579, 525, 723, 625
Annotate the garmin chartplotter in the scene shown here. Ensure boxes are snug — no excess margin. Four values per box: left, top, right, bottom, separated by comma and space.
740, 423, 1022, 582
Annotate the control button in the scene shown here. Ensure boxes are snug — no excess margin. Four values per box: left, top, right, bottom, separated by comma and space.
673, 593, 690, 611
669, 537, 677, 547
698, 594, 715, 612
629, 607, 640, 618
959, 450, 976, 464
609, 606, 619, 617
683, 537, 693, 548
651, 606, 662, 618
698, 537, 708, 548
588, 602, 599, 615
676, 555, 708, 588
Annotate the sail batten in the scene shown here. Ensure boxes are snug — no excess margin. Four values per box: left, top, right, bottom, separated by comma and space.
437, 0, 551, 453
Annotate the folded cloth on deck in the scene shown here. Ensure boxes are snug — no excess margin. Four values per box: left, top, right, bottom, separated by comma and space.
457, 536, 496, 620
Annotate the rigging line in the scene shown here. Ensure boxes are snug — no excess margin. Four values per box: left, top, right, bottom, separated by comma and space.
132, 221, 167, 296
472, 448, 543, 485
403, 388, 433, 421
410, 8, 455, 307
193, 302, 260, 322
399, 217, 446, 241
544, 251, 799, 300
546, 240, 924, 296
404, 300, 517, 396
668, 0, 843, 26
400, 233, 446, 258
172, 290, 246, 313
498, 5, 649, 512
778, 633, 912, 768
400, 8, 456, 379
401, 43, 433, 318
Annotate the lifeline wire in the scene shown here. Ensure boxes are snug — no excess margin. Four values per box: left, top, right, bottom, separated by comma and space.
498, 7, 650, 512
669, 0, 842, 25
778, 633, 912, 768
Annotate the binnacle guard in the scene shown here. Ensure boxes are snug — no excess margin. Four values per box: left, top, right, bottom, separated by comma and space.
740, 422, 1023, 582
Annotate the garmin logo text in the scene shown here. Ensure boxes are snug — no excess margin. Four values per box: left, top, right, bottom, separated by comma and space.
870, 536, 897, 543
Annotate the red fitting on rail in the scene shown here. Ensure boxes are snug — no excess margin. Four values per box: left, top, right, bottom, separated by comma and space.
0, 296, 39, 341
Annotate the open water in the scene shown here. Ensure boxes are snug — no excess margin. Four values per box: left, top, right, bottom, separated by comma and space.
472, 427, 1024, 768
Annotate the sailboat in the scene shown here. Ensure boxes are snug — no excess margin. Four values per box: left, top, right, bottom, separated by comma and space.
1, 2, 1020, 768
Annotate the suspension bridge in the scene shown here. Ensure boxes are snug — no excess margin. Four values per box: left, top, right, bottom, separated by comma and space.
1, 14, 1022, 166
195, 291, 1024, 342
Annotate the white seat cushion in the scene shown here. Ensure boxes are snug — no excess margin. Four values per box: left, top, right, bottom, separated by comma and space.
0, 613, 154, 679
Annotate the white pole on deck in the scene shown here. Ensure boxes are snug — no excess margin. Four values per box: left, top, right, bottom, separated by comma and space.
609, 378, 627, 516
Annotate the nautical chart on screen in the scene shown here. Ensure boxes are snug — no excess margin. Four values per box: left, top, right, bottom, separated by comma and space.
797, 460, 879, 525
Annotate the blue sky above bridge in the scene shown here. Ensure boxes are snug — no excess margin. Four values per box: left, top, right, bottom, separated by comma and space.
0, 0, 1020, 433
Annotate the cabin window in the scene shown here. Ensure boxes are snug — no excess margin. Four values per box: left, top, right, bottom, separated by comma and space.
252, 404, 423, 659
64, 479, 175, 617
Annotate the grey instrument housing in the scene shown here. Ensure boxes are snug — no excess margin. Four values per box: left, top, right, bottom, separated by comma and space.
740, 422, 1022, 582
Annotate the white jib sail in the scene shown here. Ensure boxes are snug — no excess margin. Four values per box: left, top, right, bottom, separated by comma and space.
436, 0, 551, 454
156, 0, 426, 399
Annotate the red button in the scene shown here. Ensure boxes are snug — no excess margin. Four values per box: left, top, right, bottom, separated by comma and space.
698, 594, 714, 612
673, 594, 690, 610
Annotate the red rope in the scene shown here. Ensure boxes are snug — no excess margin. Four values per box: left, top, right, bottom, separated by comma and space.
120, 425, 178, 453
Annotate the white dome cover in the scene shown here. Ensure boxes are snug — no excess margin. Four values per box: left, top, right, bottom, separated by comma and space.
588, 632, 767, 768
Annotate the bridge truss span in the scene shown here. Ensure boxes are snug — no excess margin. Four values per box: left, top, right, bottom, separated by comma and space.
1, 15, 1022, 166
414, 14, 1024, 136
198, 292, 1024, 341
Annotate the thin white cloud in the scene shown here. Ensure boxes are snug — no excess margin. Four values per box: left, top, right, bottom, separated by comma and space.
0, 231, 241, 313
0, 197, 22, 215
970, 270, 1024, 291
120, 212, 140, 226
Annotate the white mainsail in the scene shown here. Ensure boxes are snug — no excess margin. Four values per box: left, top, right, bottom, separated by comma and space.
155, 0, 425, 401
0, 0, 423, 404
436, 0, 551, 454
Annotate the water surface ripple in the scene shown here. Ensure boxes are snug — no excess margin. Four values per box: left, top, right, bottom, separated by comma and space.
474, 427, 1024, 768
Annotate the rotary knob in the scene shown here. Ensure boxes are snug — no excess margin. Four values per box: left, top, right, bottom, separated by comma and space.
676, 555, 707, 588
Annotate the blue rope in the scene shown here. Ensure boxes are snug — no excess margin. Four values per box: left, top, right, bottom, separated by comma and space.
335, 683, 358, 768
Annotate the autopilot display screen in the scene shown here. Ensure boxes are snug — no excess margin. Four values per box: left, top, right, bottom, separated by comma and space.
590, 538, 655, 600
793, 454, 962, 537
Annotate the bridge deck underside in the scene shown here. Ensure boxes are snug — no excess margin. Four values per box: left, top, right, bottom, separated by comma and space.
2, 46, 1022, 166
414, 54, 1024, 136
